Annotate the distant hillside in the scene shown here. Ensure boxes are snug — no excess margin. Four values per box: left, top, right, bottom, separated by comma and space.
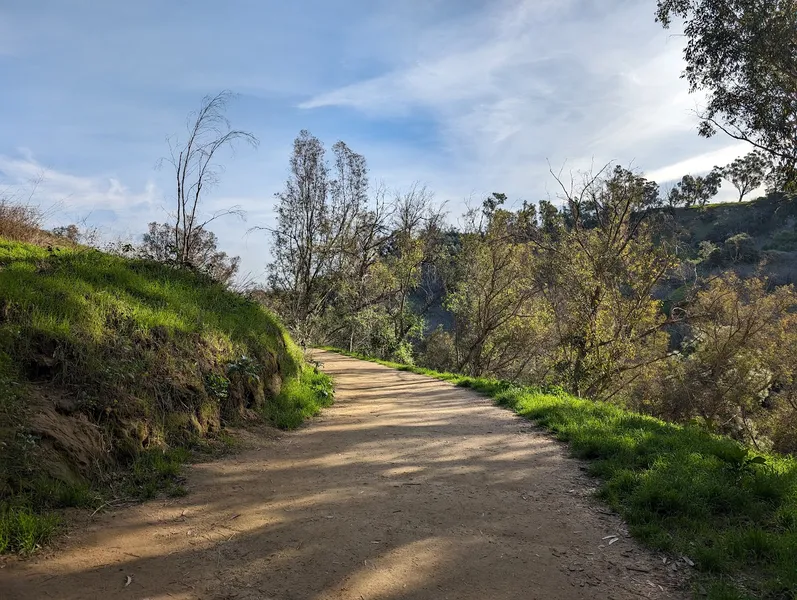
671, 192, 797, 285
0, 236, 330, 548
411, 193, 797, 337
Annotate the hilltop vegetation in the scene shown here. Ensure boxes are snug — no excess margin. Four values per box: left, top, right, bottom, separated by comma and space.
262, 137, 797, 456
669, 193, 797, 283
0, 235, 331, 554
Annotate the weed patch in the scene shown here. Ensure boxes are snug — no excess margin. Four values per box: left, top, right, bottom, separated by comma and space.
0, 504, 60, 555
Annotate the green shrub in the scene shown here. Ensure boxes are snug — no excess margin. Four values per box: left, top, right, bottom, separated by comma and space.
419, 326, 456, 372
763, 228, 797, 252
391, 340, 415, 366
722, 233, 759, 264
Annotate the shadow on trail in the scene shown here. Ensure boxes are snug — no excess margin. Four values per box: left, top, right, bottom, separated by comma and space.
2, 352, 674, 600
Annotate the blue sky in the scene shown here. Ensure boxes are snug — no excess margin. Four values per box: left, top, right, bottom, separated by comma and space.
0, 0, 754, 279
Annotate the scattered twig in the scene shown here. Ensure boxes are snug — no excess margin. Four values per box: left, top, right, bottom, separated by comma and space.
90, 498, 127, 518
626, 565, 651, 573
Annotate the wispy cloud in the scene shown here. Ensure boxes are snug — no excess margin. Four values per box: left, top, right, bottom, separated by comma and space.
301, 1, 570, 120
0, 153, 161, 221
300, 0, 748, 200
646, 143, 751, 184
646, 142, 768, 203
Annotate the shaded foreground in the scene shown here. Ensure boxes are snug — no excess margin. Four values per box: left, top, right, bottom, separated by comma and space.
0, 351, 682, 599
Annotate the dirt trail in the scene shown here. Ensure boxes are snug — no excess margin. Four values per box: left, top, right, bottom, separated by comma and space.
1, 351, 685, 599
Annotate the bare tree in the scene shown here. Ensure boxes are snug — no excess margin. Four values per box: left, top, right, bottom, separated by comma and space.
388, 184, 443, 343
162, 91, 258, 267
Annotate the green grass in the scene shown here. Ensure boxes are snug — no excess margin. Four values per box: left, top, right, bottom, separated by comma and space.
23, 478, 99, 509
0, 476, 96, 555
123, 447, 192, 500
0, 239, 302, 389
323, 347, 797, 600
0, 238, 333, 554
0, 504, 60, 554
262, 366, 334, 429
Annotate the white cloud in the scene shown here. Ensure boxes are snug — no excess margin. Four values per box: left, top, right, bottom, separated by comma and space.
645, 142, 752, 183
0, 153, 161, 220
299, 0, 751, 205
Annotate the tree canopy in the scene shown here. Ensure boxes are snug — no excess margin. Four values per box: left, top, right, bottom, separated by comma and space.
656, 0, 797, 185
723, 151, 771, 202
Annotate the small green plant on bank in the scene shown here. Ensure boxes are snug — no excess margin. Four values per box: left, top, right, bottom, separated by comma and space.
227, 355, 262, 385
205, 372, 230, 400
261, 365, 334, 430
322, 347, 797, 600
0, 505, 60, 554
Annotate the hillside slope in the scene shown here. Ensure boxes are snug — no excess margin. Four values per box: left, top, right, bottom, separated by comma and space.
671, 192, 797, 283
410, 193, 797, 336
0, 238, 330, 548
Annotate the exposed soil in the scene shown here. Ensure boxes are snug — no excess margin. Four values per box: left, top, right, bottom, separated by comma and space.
1, 351, 687, 599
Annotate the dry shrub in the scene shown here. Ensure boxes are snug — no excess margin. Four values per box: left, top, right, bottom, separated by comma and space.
632, 274, 797, 452
0, 197, 43, 243
0, 186, 70, 247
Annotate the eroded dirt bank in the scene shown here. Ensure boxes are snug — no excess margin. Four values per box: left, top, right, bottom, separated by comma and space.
1, 351, 685, 599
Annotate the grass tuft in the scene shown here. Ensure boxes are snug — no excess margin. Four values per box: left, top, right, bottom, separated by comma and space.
0, 504, 60, 554
123, 448, 192, 500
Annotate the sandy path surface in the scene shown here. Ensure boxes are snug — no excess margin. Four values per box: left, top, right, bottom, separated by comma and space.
1, 351, 686, 599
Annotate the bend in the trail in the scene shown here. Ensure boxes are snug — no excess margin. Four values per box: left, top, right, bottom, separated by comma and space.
1, 350, 685, 600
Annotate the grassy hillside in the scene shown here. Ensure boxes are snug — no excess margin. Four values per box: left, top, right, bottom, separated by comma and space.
0, 238, 331, 553
674, 193, 797, 248
325, 348, 797, 600
672, 193, 797, 284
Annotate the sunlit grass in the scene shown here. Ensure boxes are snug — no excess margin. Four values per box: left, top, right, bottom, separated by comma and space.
324, 347, 797, 600
262, 367, 335, 429
0, 238, 332, 555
